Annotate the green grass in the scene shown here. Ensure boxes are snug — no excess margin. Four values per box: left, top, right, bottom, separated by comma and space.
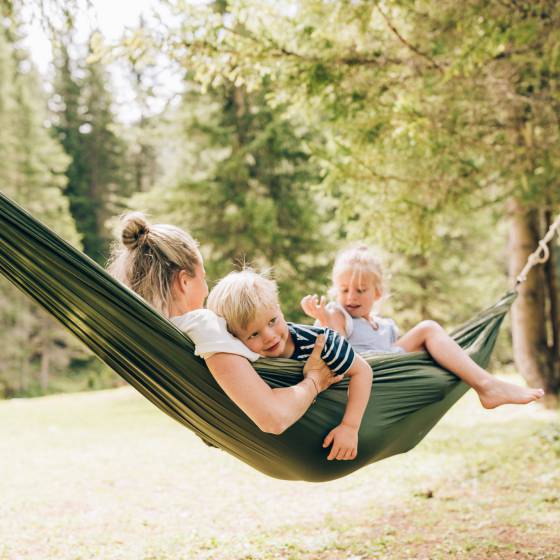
0, 376, 558, 560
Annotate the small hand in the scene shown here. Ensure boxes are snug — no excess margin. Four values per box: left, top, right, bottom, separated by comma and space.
323, 423, 358, 461
301, 294, 329, 325
303, 334, 345, 393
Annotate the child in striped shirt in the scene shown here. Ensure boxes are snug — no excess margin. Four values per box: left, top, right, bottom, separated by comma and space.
207, 269, 373, 462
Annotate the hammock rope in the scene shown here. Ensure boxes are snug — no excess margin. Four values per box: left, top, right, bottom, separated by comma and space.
515, 212, 560, 287
0, 191, 552, 481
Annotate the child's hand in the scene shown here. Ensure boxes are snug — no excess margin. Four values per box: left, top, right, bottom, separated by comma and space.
301, 294, 329, 325
323, 423, 358, 461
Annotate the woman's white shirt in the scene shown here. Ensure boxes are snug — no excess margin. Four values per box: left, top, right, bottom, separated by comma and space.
171, 309, 260, 362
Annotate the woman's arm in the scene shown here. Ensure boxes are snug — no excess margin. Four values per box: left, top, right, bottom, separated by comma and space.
205, 336, 343, 435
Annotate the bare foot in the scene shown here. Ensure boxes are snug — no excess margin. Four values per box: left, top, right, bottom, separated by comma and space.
478, 378, 544, 409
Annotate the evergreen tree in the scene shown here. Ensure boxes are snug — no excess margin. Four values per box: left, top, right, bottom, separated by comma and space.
121, 19, 161, 194
120, 0, 334, 319
0, 21, 84, 397
53, 32, 129, 263
159, 0, 560, 399
131, 83, 334, 321
80, 37, 130, 259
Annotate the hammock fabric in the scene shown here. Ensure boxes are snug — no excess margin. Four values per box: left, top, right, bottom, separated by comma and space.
0, 192, 514, 482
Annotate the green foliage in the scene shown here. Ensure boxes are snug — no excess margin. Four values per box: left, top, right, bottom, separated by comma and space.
3, 0, 559, 398
129, 82, 335, 320
52, 34, 131, 263
156, 0, 560, 339
160, 0, 560, 222
0, 21, 87, 397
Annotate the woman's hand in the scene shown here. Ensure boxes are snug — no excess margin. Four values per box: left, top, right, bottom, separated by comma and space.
303, 334, 345, 393
301, 294, 329, 325
323, 423, 358, 461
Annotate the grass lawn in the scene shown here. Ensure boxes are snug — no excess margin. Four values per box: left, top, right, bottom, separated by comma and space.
0, 376, 558, 560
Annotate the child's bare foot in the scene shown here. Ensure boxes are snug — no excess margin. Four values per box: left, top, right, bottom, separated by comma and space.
478, 378, 544, 409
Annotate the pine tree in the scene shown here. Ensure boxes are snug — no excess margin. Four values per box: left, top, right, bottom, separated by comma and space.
160, 0, 560, 399
80, 37, 130, 260
52, 33, 129, 263
131, 82, 334, 320
0, 21, 83, 397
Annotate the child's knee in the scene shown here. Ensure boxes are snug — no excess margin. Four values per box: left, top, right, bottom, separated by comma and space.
418, 319, 442, 336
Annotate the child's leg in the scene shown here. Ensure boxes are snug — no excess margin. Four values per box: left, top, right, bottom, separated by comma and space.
395, 320, 544, 409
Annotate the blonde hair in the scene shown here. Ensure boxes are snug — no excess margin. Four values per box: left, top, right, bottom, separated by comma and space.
332, 244, 386, 296
207, 269, 279, 336
107, 211, 200, 317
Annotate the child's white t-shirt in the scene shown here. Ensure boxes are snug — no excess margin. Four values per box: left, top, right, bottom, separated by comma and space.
171, 309, 260, 362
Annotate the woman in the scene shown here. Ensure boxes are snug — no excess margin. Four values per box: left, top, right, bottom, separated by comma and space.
107, 212, 343, 435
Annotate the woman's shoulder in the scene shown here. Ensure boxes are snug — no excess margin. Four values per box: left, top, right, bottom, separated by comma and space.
171, 308, 260, 362
171, 308, 224, 331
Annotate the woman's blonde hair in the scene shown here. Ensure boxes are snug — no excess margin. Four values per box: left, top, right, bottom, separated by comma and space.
107, 211, 200, 317
207, 269, 278, 336
332, 244, 386, 296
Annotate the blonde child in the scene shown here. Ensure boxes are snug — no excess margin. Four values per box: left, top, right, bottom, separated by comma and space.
207, 270, 373, 461
301, 244, 544, 409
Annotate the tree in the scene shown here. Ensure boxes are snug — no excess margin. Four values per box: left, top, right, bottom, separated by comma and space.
0, 19, 83, 396
130, 81, 334, 320
52, 28, 130, 263
120, 18, 162, 194
113, 0, 334, 320
156, 0, 560, 401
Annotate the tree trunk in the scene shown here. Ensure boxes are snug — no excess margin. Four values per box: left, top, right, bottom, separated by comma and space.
18, 301, 30, 395
543, 209, 559, 392
507, 199, 558, 405
39, 344, 50, 394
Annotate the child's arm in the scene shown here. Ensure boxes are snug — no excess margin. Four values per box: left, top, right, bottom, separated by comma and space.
323, 354, 372, 461
301, 295, 347, 336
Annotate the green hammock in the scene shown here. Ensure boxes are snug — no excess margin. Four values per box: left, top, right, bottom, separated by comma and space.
0, 191, 514, 482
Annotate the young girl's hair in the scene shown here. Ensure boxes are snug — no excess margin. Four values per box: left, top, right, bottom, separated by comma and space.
207, 269, 278, 336
332, 244, 386, 296
107, 211, 200, 317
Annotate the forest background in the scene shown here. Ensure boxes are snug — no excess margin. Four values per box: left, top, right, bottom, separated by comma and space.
0, 0, 558, 404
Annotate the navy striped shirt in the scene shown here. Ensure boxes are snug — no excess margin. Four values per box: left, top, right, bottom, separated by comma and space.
287, 323, 355, 375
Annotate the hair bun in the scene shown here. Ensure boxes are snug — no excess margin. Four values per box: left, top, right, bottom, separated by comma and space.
121, 211, 151, 250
